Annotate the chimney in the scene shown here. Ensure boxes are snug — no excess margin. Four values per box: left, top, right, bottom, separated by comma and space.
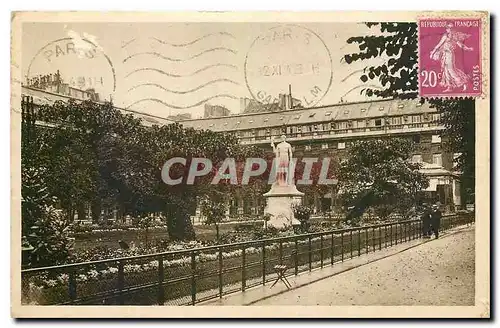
284, 94, 291, 110
278, 94, 286, 110
240, 98, 247, 112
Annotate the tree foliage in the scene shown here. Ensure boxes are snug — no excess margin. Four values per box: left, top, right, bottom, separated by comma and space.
27, 207, 74, 267
344, 23, 475, 204
337, 138, 429, 220
344, 23, 418, 99
200, 195, 227, 242
292, 205, 312, 232
22, 99, 256, 241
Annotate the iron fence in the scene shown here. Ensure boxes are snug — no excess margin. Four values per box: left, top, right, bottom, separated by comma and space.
21, 212, 473, 306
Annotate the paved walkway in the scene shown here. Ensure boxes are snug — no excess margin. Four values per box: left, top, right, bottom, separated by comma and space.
201, 224, 474, 306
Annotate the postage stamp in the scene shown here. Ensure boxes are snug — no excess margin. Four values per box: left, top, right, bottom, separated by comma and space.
418, 18, 482, 97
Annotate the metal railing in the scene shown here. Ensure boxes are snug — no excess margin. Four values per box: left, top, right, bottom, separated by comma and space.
21, 212, 473, 306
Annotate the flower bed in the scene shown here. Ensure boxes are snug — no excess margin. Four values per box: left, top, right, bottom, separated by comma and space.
72, 224, 169, 236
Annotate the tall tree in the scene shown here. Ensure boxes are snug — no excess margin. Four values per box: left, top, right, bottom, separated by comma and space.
337, 138, 429, 221
344, 22, 475, 205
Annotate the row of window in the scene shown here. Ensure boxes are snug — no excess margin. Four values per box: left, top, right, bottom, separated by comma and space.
303, 142, 345, 151
411, 154, 442, 166
298, 134, 441, 152
237, 113, 442, 138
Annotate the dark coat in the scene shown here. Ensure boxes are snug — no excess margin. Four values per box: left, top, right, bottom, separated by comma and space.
430, 209, 442, 229
421, 209, 431, 234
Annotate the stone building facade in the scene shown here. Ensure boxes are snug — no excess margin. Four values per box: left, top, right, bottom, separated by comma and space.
180, 98, 462, 216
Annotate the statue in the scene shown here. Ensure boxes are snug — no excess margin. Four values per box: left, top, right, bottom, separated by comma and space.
263, 134, 303, 230
271, 135, 295, 186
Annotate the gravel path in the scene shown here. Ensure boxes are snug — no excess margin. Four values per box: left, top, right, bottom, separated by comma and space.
254, 228, 475, 306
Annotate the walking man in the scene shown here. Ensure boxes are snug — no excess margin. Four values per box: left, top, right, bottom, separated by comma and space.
430, 204, 442, 239
421, 203, 431, 239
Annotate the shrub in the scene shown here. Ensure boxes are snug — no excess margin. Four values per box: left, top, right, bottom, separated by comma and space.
26, 206, 74, 267
293, 205, 312, 232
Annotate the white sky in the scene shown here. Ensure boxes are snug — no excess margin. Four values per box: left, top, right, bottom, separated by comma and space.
22, 22, 385, 118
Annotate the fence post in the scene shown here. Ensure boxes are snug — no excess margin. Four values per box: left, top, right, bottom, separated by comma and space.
320, 235, 324, 268
294, 239, 299, 275
384, 225, 388, 248
279, 241, 283, 265
372, 227, 376, 251
390, 223, 393, 246
404, 223, 407, 242
395, 224, 398, 245
118, 261, 124, 305
262, 241, 266, 285
365, 229, 369, 254
349, 230, 353, 259
157, 256, 165, 305
378, 226, 382, 250
241, 246, 246, 292
357, 229, 361, 256
191, 251, 196, 305
340, 232, 344, 262
308, 236, 312, 271
68, 269, 77, 304
218, 247, 223, 298
330, 233, 334, 265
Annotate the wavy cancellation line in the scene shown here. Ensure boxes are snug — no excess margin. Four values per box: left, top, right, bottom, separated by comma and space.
125, 95, 238, 110
125, 64, 238, 78
151, 32, 235, 47
127, 79, 240, 94
123, 48, 237, 63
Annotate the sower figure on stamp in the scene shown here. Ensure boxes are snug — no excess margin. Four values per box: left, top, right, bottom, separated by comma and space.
429, 22, 474, 93
430, 203, 442, 239
421, 203, 432, 239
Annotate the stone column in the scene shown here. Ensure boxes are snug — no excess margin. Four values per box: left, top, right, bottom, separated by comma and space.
452, 179, 462, 209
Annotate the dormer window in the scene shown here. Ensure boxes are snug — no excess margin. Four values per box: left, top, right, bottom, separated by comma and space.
209, 124, 214, 128
379, 107, 384, 111
361, 108, 367, 112
325, 112, 332, 116
236, 121, 241, 125
344, 110, 349, 115
264, 118, 269, 122
280, 116, 284, 120
398, 104, 404, 109
295, 115, 301, 119
309, 113, 316, 118
224, 122, 228, 126
249, 120, 254, 123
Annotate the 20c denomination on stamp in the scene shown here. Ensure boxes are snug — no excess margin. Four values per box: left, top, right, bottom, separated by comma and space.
418, 18, 482, 98
244, 25, 333, 107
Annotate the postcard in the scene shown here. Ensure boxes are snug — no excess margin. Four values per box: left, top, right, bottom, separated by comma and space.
11, 11, 490, 318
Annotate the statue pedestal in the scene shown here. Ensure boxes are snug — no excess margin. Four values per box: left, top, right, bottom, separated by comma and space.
263, 184, 304, 229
